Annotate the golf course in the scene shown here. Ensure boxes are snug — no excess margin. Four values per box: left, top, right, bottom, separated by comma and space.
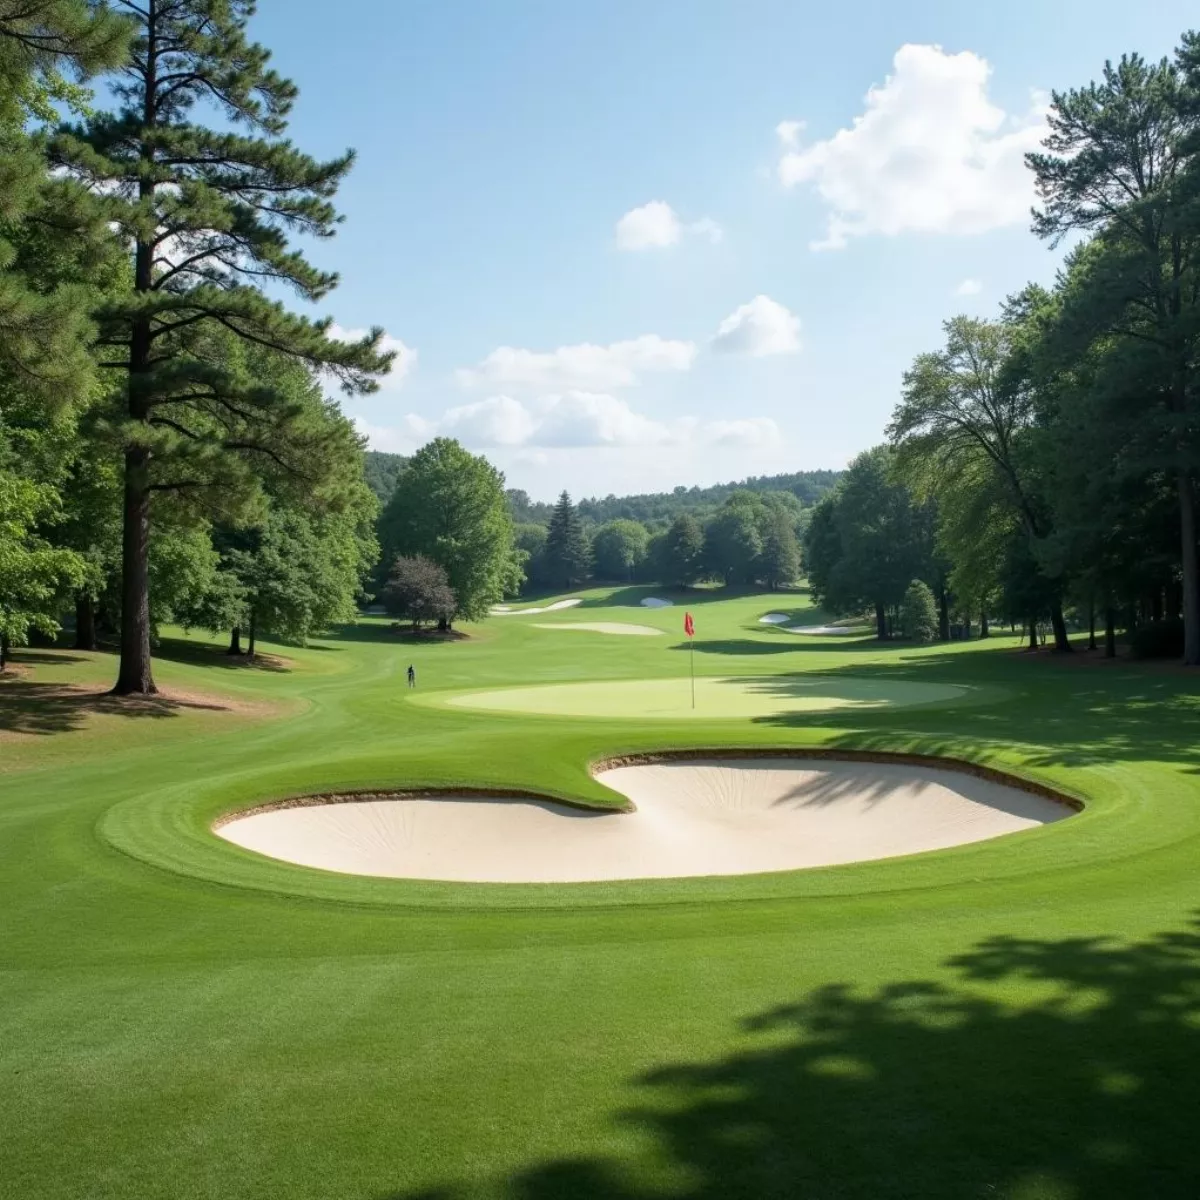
3, 584, 1199, 1199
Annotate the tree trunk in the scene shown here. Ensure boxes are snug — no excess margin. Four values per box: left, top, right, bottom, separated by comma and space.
1049, 601, 1072, 653
247, 610, 257, 660
113, 445, 156, 695
75, 595, 97, 651
1105, 607, 1116, 659
227, 627, 242, 655
0, 631, 9, 672
980, 609, 989, 639
1087, 599, 1097, 651
1028, 617, 1039, 650
1180, 472, 1200, 666
938, 587, 950, 642
874, 602, 886, 641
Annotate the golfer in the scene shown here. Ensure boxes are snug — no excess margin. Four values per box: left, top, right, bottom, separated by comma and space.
407, 664, 416, 689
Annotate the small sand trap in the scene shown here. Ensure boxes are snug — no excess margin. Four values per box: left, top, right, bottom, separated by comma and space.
215, 759, 1072, 883
531, 622, 663, 636
491, 598, 582, 616
640, 597, 674, 608
759, 613, 791, 624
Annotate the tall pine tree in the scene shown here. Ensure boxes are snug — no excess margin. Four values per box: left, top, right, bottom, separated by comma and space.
53, 0, 392, 693
0, 1, 130, 403
544, 491, 590, 588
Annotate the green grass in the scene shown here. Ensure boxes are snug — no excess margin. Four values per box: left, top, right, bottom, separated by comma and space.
2, 584, 1199, 1199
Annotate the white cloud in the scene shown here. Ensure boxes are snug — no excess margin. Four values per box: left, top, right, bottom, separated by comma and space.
330, 323, 416, 388
456, 334, 697, 392
955, 278, 983, 296
440, 395, 537, 446
777, 44, 1048, 250
775, 119, 805, 149
711, 295, 801, 357
616, 200, 682, 250
356, 394, 781, 453
615, 201, 723, 251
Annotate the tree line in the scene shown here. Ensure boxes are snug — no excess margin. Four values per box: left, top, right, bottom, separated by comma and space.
806, 31, 1200, 664
1, 1, 391, 684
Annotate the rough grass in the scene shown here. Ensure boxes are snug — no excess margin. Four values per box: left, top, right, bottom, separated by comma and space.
1, 585, 1198, 1199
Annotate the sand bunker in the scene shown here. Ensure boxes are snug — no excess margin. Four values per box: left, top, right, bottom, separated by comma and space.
432, 674, 967, 720
491, 598, 582, 616
215, 758, 1072, 883
531, 622, 662, 636
640, 597, 674, 608
759, 613, 791, 624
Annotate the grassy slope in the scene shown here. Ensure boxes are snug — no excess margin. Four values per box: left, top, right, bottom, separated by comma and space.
1, 585, 1198, 1199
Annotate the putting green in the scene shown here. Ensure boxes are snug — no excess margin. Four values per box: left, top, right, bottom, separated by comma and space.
434, 674, 972, 719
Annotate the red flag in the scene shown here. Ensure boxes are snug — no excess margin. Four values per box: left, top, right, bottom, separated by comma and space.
684, 612, 695, 638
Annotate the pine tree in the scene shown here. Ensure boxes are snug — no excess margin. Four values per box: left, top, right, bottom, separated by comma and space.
0, 1, 131, 403
544, 491, 591, 588
52, 0, 393, 694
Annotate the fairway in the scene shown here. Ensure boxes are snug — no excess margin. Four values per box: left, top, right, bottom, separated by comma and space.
4, 584, 1200, 1200
437, 672, 970, 718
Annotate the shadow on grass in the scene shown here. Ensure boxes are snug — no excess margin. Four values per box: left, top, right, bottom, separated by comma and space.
743, 652, 1200, 771
154, 637, 293, 673
385, 920, 1200, 1200
0, 679, 229, 736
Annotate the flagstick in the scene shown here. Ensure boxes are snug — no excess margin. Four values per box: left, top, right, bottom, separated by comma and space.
690, 637, 695, 710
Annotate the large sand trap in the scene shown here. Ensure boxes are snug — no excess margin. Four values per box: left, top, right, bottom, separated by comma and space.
531, 622, 663, 636
432, 674, 967, 720
491, 598, 582, 616
215, 759, 1072, 883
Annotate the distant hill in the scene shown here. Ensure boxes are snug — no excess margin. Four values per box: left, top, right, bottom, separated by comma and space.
366, 450, 841, 528
363, 451, 407, 506
507, 468, 843, 529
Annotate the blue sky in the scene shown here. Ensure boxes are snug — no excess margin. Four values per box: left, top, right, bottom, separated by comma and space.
249, 0, 1197, 500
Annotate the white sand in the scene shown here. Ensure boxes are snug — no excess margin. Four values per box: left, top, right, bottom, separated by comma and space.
640, 597, 674, 608
530, 622, 663, 636
759, 613, 791, 624
216, 759, 1071, 883
490, 598, 583, 616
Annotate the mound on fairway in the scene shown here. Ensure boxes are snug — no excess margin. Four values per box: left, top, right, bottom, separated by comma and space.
215, 758, 1070, 883
434, 674, 970, 720
530, 622, 662, 636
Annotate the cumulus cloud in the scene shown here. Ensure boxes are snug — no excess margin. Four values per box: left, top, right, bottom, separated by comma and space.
777, 44, 1048, 250
329, 323, 416, 388
456, 334, 697, 392
615, 201, 723, 251
711, 295, 801, 357
955, 278, 983, 296
356, 394, 781, 453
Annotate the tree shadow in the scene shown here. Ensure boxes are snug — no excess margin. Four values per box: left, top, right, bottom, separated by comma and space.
154, 637, 293, 673
384, 919, 1200, 1199
0, 680, 230, 736
745, 651, 1200, 772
